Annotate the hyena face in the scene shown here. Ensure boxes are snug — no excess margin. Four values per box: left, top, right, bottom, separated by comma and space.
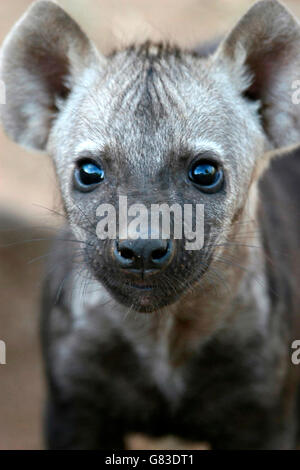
2, 0, 300, 311
49, 44, 264, 311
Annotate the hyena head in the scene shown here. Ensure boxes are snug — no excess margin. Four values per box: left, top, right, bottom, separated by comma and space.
1, 0, 300, 312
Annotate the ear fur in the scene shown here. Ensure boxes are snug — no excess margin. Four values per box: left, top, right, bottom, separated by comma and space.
215, 0, 300, 149
0, 0, 101, 150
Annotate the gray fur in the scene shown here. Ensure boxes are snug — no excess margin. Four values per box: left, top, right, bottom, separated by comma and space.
1, 0, 300, 449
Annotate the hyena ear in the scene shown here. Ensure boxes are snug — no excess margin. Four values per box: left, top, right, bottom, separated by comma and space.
215, 0, 300, 148
0, 0, 102, 151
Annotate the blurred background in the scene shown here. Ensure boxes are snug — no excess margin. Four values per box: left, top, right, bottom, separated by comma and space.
0, 0, 300, 450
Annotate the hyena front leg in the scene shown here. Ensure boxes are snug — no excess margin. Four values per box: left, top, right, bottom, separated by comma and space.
45, 396, 126, 450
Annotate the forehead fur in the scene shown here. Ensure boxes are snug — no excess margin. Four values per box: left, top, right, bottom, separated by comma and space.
50, 41, 262, 174
107, 42, 198, 123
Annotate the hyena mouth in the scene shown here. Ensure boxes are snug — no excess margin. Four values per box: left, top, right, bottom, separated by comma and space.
129, 284, 155, 291
103, 276, 177, 312
124, 280, 158, 291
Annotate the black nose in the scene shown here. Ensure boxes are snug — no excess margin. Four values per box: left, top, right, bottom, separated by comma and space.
114, 238, 173, 272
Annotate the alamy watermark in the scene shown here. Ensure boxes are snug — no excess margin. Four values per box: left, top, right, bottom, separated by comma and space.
0, 340, 6, 365
291, 340, 300, 365
96, 196, 205, 250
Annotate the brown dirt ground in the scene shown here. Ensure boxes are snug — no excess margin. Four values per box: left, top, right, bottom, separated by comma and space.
0, 0, 300, 450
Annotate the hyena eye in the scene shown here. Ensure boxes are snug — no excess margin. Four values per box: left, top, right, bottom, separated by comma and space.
74, 159, 105, 192
188, 159, 224, 193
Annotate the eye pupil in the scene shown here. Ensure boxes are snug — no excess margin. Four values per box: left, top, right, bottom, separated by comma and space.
192, 163, 216, 185
75, 160, 105, 191
80, 163, 104, 185
188, 159, 223, 192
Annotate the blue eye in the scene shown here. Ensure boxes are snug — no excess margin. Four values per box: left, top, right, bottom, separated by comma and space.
74, 160, 105, 191
188, 159, 223, 193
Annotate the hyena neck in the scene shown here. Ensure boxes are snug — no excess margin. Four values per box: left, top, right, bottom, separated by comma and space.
176, 242, 268, 344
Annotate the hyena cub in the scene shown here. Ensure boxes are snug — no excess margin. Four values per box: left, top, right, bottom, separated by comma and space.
1, 0, 300, 449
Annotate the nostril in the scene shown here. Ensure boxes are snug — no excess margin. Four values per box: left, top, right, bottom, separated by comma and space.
114, 241, 137, 267
119, 247, 135, 260
150, 241, 172, 265
152, 246, 168, 261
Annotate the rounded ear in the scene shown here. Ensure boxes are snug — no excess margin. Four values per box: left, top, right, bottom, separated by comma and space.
0, 0, 103, 151
214, 0, 300, 148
